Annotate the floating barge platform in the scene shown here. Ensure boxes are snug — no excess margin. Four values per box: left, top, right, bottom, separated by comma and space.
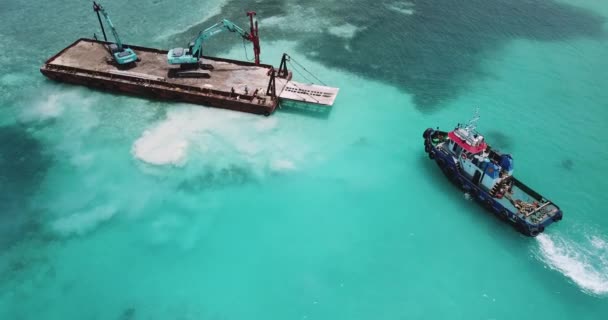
40, 38, 338, 116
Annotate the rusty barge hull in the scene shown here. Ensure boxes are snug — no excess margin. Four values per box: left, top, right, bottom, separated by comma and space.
40, 38, 291, 116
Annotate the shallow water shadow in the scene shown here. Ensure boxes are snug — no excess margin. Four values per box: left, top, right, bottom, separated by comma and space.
484, 130, 512, 150
119, 307, 136, 320
173, 0, 606, 112
561, 159, 574, 171
0, 125, 51, 249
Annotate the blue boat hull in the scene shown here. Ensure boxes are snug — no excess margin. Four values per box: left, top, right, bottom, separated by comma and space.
422, 128, 563, 237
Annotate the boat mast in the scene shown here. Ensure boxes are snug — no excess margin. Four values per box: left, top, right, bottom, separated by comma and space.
464, 107, 480, 132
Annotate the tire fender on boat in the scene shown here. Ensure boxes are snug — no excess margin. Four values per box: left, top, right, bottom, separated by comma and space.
470, 187, 478, 198
425, 144, 431, 153
423, 128, 433, 139
456, 177, 465, 189
516, 222, 527, 234
446, 166, 457, 180
437, 157, 446, 168
446, 165, 455, 175
429, 150, 436, 160
485, 199, 494, 211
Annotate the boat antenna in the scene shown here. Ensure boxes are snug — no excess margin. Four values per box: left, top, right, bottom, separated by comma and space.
464, 107, 480, 131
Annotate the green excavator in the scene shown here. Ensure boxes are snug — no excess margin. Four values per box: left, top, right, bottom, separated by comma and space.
93, 1, 138, 66
167, 12, 260, 78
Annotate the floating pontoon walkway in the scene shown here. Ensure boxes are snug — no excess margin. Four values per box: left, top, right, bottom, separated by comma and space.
277, 80, 339, 113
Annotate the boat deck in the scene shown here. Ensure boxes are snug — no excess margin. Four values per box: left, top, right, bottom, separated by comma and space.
50, 39, 277, 98
494, 179, 560, 225
41, 38, 291, 115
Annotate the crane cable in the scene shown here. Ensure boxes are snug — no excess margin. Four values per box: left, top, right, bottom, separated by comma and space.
287, 61, 316, 85
282, 56, 329, 103
275, 60, 319, 103
242, 39, 254, 62
287, 56, 327, 86
277, 59, 319, 102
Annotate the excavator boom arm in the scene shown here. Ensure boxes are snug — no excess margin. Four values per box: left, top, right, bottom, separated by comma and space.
189, 19, 251, 58
221, 19, 251, 39
167, 13, 260, 66
93, 2, 124, 50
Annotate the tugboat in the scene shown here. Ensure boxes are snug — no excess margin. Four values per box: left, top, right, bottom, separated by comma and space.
422, 110, 563, 237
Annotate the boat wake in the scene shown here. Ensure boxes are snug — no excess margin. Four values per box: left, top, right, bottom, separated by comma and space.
536, 233, 608, 296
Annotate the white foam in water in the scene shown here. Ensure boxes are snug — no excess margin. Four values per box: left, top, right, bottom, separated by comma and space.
253, 6, 367, 41
536, 233, 608, 295
385, 1, 415, 15
328, 23, 365, 39
259, 6, 331, 34
153, 1, 226, 41
132, 121, 191, 166
52, 205, 118, 237
132, 106, 308, 173
270, 159, 297, 172
259, 15, 288, 27
21, 90, 98, 125
25, 92, 66, 120
590, 235, 607, 250
132, 106, 228, 166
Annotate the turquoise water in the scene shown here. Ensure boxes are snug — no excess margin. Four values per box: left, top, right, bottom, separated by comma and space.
1, 0, 608, 319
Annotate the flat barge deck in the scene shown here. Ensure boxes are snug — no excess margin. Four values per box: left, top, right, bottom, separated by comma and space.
40, 38, 292, 116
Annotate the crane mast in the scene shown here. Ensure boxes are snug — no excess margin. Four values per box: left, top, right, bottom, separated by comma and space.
247, 11, 260, 65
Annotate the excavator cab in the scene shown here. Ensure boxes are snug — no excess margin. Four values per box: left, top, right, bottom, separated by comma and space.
171, 47, 185, 57
109, 43, 137, 65
110, 45, 138, 64
167, 47, 198, 65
